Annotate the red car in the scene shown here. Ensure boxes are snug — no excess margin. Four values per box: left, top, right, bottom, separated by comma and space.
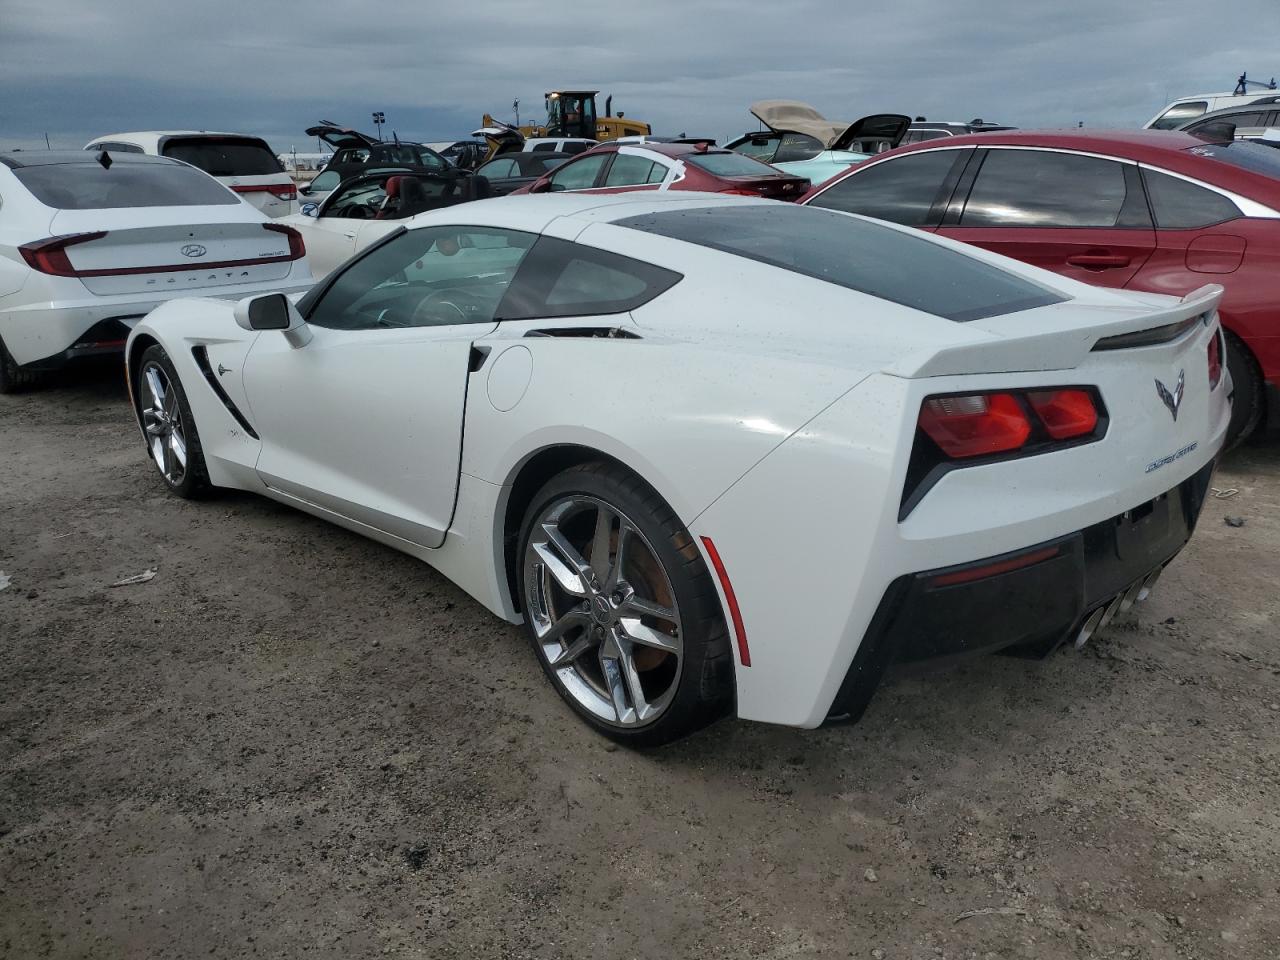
801, 130, 1280, 442
511, 141, 810, 201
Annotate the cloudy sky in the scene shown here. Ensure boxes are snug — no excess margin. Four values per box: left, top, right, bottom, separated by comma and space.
2, 0, 1276, 153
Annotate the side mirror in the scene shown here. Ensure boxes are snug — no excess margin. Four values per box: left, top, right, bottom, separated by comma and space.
530, 180, 552, 194
233, 293, 312, 348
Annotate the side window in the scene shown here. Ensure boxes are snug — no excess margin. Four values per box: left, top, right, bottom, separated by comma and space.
1142, 169, 1241, 228
604, 153, 659, 187
91, 141, 145, 154
479, 158, 517, 178
773, 133, 825, 163
961, 150, 1146, 228
548, 153, 608, 191
500, 237, 682, 319
306, 227, 536, 330
645, 161, 669, 184
807, 149, 966, 226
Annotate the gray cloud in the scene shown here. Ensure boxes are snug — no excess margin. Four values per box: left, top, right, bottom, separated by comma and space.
2, 0, 1275, 152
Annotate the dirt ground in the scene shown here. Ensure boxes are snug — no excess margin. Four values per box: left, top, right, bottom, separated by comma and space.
1, 361, 1277, 960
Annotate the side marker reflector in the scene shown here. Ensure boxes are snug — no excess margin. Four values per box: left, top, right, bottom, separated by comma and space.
929, 545, 1061, 587
700, 536, 750, 667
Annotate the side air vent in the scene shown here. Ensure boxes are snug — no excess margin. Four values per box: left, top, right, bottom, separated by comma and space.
524, 327, 641, 339
191, 346, 258, 439
1092, 314, 1206, 351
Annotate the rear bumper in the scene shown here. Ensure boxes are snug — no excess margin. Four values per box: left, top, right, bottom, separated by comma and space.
826, 461, 1215, 722
1, 275, 314, 367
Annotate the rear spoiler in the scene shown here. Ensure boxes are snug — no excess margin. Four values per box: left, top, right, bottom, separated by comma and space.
891, 285, 1223, 379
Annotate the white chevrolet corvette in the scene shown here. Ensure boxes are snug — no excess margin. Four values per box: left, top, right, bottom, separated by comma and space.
125, 193, 1230, 745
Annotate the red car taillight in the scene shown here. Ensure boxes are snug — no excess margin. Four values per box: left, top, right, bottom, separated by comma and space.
918, 388, 1103, 460
918, 392, 1032, 458
232, 183, 297, 202
1207, 329, 1223, 390
19, 232, 108, 276
263, 223, 305, 260
904, 387, 1106, 518
1026, 389, 1099, 440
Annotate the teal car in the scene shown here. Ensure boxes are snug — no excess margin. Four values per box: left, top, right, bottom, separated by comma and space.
726, 102, 910, 186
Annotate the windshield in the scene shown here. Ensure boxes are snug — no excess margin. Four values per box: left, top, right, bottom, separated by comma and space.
1187, 139, 1280, 176
616, 204, 1066, 322
162, 137, 283, 176
1151, 101, 1208, 130
14, 162, 239, 209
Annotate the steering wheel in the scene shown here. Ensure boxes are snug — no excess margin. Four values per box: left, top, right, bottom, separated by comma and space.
342, 203, 374, 219
410, 288, 481, 326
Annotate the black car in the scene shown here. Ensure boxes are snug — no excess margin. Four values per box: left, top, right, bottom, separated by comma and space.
473, 152, 573, 196
305, 122, 450, 180
1177, 100, 1280, 147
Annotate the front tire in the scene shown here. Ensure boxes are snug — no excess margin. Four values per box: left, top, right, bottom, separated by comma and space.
137, 344, 211, 498
517, 461, 733, 747
1224, 330, 1263, 448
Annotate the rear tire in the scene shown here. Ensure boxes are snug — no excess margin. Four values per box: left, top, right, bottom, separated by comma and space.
1224, 330, 1263, 448
137, 344, 211, 498
0, 336, 39, 394
517, 461, 734, 747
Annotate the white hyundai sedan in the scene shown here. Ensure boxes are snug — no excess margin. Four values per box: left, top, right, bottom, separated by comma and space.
0, 151, 312, 392
123, 193, 1230, 745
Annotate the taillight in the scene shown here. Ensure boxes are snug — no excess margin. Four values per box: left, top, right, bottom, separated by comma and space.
264, 223, 305, 260
231, 183, 297, 201
918, 393, 1031, 458
1207, 329, 1223, 389
19, 232, 107, 276
1026, 389, 1098, 440
904, 387, 1106, 519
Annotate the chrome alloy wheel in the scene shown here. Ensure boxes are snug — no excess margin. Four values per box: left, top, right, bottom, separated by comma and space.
524, 496, 683, 727
139, 363, 188, 486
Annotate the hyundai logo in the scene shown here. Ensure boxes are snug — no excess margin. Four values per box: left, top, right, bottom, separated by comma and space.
180, 244, 208, 258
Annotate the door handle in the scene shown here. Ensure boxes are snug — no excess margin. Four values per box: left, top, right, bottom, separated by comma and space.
1066, 254, 1131, 269
343, 232, 357, 240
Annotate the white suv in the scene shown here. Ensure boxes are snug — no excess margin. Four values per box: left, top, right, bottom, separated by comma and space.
84, 132, 298, 217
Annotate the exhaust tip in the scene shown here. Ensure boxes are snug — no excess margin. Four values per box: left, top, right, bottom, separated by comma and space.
1136, 566, 1163, 603
1074, 606, 1107, 649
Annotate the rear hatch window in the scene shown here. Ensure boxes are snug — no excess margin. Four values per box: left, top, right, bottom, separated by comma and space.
14, 162, 239, 209
686, 151, 789, 178
162, 137, 284, 176
616, 204, 1066, 322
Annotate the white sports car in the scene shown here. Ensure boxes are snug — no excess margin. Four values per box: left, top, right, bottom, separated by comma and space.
0, 151, 311, 393
124, 193, 1230, 745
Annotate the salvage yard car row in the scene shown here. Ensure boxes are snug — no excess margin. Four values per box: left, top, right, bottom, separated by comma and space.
0, 94, 1273, 745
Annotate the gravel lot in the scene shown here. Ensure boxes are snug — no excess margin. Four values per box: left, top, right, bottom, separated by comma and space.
2, 361, 1278, 960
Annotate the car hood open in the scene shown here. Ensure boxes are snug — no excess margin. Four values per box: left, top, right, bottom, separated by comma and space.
305, 122, 379, 150
748, 102, 910, 152
749, 100, 846, 146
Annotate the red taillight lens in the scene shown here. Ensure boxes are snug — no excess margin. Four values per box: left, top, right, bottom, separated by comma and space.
1207, 330, 1223, 389
918, 393, 1032, 458
19, 232, 108, 277
263, 223, 305, 260
231, 183, 297, 201
1026, 389, 1099, 440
